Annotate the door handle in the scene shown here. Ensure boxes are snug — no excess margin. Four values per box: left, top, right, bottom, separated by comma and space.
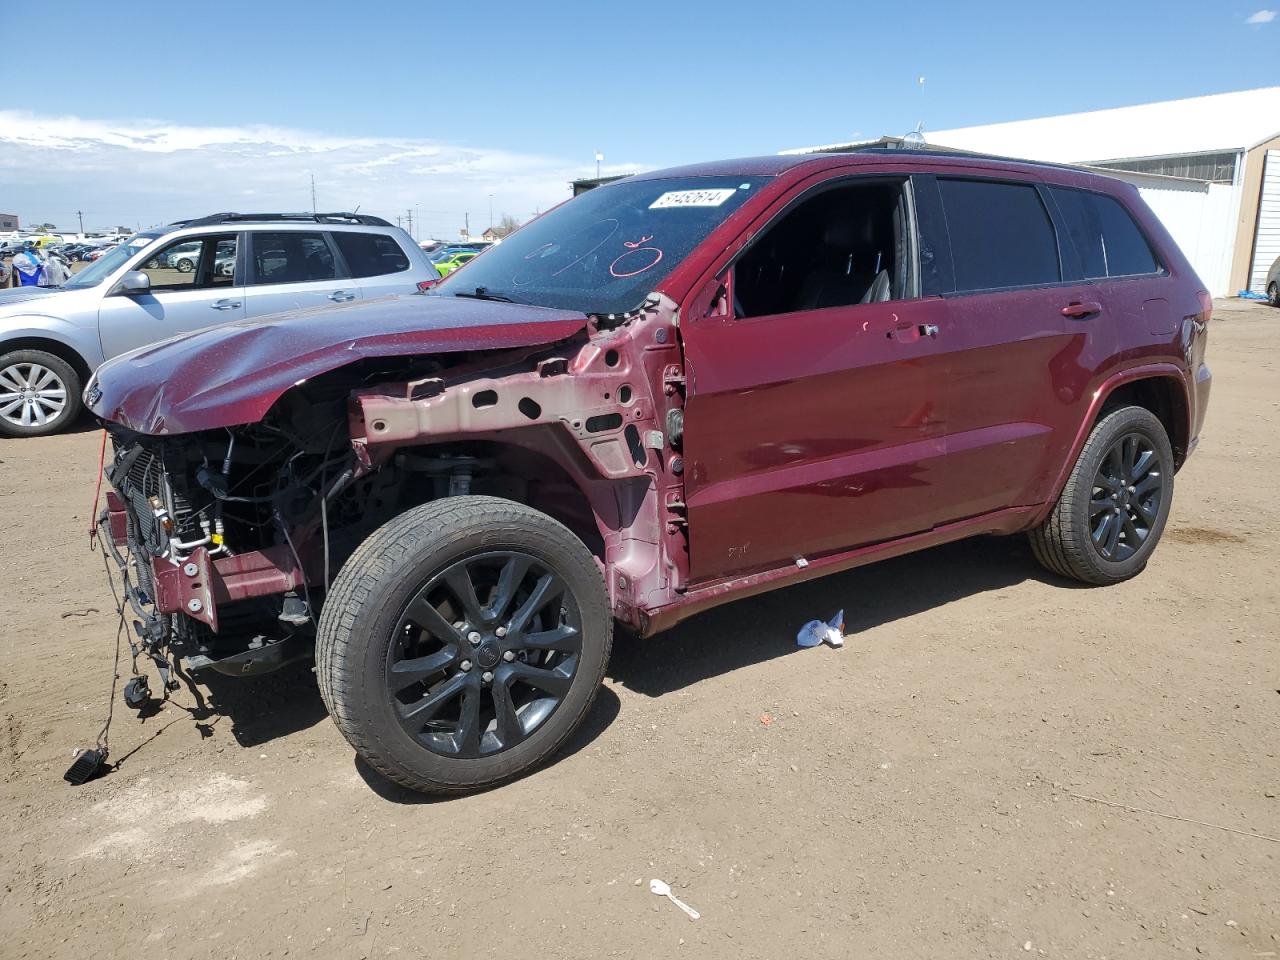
211, 299, 241, 310
328, 290, 356, 302
1061, 300, 1103, 319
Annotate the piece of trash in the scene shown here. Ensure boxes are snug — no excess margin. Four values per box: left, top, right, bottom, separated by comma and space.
797, 609, 845, 648
59, 607, 100, 619
759, 713, 774, 726
794, 557, 809, 568
1237, 289, 1269, 301
650, 879, 700, 920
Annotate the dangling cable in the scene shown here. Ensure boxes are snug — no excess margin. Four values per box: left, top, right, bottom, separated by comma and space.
87, 429, 108, 549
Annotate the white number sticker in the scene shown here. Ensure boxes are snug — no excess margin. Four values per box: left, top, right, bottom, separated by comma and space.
649, 189, 737, 209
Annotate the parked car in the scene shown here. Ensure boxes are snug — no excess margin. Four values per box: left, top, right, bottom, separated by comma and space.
0, 212, 436, 436
87, 151, 1211, 795
432, 250, 478, 276
1265, 255, 1280, 306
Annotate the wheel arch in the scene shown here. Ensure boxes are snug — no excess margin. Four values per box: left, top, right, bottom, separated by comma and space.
0, 335, 93, 386
381, 433, 648, 567
1034, 364, 1191, 526
1096, 372, 1190, 468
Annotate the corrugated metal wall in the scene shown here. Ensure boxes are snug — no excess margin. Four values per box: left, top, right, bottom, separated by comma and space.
1248, 149, 1280, 293
1116, 177, 1236, 296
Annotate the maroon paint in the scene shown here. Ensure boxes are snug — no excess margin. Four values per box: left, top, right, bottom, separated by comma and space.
94, 151, 1212, 635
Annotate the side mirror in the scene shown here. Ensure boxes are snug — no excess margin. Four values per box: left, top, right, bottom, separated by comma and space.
115, 271, 150, 295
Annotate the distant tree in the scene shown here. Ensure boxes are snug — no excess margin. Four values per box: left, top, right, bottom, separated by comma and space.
492, 213, 521, 238
33, 222, 56, 232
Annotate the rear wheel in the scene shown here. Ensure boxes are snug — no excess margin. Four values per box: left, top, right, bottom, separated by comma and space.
1268, 281, 1279, 308
1029, 405, 1174, 585
176, 258, 195, 273
0, 349, 82, 437
316, 496, 612, 795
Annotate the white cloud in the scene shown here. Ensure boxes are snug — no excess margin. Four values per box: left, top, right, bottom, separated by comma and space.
1246, 8, 1276, 23
0, 112, 640, 238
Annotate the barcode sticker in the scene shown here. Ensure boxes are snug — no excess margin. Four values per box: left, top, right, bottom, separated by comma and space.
649, 189, 737, 209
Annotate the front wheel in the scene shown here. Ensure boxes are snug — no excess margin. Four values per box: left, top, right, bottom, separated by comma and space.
0, 349, 82, 437
1029, 405, 1174, 585
1268, 281, 1279, 308
176, 258, 195, 273
316, 496, 612, 794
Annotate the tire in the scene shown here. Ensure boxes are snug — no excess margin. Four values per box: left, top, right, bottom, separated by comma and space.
316, 495, 612, 795
1029, 405, 1174, 585
176, 258, 194, 273
0, 349, 82, 437
1268, 282, 1279, 308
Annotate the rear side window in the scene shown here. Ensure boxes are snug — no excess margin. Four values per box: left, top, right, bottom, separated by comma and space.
333, 232, 411, 278
251, 231, 337, 285
1049, 188, 1160, 278
937, 179, 1060, 291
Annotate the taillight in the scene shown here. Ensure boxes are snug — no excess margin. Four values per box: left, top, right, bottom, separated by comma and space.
1196, 290, 1212, 323
416, 278, 438, 293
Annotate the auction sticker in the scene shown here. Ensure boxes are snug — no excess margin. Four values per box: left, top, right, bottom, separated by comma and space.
649, 189, 737, 209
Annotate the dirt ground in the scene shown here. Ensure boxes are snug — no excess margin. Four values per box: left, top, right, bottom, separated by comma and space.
0, 300, 1276, 959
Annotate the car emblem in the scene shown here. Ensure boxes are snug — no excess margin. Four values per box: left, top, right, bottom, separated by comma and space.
85, 383, 103, 406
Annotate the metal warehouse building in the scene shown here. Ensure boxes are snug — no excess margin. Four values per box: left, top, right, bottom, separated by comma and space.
787, 87, 1280, 297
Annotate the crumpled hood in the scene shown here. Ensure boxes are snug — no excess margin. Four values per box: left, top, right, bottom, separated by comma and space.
88, 294, 588, 435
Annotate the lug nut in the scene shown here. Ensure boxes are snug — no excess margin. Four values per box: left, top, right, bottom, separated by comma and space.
481, 671, 494, 683
502, 650, 515, 662
468, 631, 482, 645
495, 626, 507, 637
459, 660, 472, 672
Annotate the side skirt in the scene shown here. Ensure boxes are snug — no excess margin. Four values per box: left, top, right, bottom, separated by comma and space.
637, 504, 1043, 637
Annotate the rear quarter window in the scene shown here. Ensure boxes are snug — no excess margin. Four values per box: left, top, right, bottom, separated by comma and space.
937, 179, 1061, 291
333, 232, 412, 278
1049, 187, 1161, 279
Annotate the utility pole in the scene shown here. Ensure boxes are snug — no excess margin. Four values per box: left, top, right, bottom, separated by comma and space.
76, 210, 84, 234
464, 212, 469, 239
488, 194, 494, 229
406, 208, 414, 239
415, 205, 420, 242
310, 173, 317, 214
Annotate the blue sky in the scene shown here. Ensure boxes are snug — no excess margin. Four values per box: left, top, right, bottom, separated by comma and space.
4, 0, 1278, 237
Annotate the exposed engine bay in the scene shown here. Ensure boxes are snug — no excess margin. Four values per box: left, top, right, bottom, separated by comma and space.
97, 320, 683, 682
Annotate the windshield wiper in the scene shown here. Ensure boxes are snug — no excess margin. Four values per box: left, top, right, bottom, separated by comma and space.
453, 287, 514, 303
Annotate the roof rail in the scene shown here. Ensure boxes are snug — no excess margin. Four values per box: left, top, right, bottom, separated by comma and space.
171, 212, 395, 228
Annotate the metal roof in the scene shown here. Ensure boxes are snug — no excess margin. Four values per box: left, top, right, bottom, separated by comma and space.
785, 87, 1280, 166
926, 87, 1280, 164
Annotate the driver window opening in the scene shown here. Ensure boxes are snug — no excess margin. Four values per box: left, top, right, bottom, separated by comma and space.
733, 180, 911, 318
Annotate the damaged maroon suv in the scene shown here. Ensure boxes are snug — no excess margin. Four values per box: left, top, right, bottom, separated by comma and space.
88, 150, 1212, 794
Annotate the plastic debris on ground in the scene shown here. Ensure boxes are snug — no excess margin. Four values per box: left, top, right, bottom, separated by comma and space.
650, 879, 700, 920
796, 608, 845, 648
1236, 289, 1269, 301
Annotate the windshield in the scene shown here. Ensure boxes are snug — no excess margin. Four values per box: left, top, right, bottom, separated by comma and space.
64, 234, 160, 289
435, 176, 766, 314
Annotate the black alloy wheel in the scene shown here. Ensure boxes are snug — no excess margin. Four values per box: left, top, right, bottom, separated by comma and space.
316, 496, 612, 795
387, 550, 583, 758
1088, 432, 1165, 563
1029, 404, 1175, 585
